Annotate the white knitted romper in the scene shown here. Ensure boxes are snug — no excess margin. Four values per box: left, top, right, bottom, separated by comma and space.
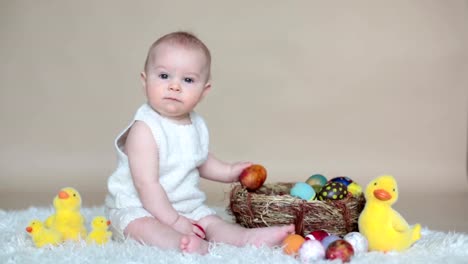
105, 103, 215, 239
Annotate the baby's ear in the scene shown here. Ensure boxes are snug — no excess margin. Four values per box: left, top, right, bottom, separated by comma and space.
140, 72, 148, 94
140, 72, 147, 87
201, 82, 211, 99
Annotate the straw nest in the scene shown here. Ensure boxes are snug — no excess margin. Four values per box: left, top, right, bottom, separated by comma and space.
228, 182, 366, 237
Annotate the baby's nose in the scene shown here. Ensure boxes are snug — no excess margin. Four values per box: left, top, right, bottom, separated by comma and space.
169, 82, 181, 92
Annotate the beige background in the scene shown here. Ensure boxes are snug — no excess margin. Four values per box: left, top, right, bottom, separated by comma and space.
1, 1, 467, 232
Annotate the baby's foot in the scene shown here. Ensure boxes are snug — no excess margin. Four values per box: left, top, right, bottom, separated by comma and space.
180, 235, 209, 255
245, 224, 295, 247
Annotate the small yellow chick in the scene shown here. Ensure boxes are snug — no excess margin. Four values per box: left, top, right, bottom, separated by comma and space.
26, 219, 63, 248
45, 187, 87, 241
358, 175, 421, 252
86, 216, 112, 245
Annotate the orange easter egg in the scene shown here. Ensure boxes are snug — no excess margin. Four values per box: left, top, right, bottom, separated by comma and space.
282, 234, 306, 255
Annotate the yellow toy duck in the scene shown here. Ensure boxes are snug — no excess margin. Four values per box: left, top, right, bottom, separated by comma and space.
358, 175, 421, 252
26, 219, 63, 248
45, 187, 87, 241
86, 216, 112, 245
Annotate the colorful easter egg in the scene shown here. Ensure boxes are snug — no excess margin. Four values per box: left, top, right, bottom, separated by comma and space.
306, 174, 327, 187
299, 239, 325, 262
282, 234, 306, 255
325, 239, 355, 262
329, 176, 353, 186
290, 182, 316, 201
306, 230, 329, 242
321, 234, 341, 249
347, 182, 363, 196
317, 182, 348, 201
343, 232, 368, 254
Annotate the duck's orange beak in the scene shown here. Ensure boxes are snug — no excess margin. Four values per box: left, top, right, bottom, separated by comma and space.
374, 189, 392, 201
58, 190, 69, 199
107, 220, 111, 226
26, 226, 32, 233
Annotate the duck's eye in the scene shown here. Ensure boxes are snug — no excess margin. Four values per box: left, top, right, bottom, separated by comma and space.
374, 182, 377, 186
393, 188, 396, 192
73, 193, 76, 197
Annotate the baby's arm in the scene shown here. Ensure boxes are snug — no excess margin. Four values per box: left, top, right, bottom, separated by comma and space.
198, 153, 251, 183
126, 121, 203, 237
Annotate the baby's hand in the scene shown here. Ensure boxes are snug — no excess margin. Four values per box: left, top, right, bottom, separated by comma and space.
230, 162, 253, 182
192, 223, 206, 239
171, 215, 206, 239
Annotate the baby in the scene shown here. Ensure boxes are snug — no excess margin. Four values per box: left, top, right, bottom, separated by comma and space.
105, 31, 294, 254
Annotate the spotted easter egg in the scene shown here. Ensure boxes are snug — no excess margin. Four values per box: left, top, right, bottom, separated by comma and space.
317, 182, 348, 201
329, 176, 353, 186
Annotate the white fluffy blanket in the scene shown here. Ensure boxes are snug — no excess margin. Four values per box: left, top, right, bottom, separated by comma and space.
1, 206, 468, 264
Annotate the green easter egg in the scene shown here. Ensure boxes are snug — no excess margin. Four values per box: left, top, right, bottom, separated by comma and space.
306, 174, 327, 187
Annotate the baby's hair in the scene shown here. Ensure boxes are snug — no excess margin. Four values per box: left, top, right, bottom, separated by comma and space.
144, 31, 211, 75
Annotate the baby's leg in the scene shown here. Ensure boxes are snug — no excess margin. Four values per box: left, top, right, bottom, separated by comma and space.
124, 217, 209, 254
198, 215, 294, 247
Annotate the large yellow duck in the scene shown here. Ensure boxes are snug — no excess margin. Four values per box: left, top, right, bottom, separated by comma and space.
358, 175, 421, 252
45, 187, 87, 241
86, 216, 112, 245
26, 219, 63, 248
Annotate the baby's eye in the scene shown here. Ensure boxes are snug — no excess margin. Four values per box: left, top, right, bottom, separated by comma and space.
159, 73, 169, 79
184, 77, 194, 83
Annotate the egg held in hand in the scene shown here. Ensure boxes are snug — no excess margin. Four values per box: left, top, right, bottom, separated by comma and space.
239, 164, 267, 191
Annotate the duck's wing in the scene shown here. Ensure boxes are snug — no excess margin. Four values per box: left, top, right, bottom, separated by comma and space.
391, 209, 410, 232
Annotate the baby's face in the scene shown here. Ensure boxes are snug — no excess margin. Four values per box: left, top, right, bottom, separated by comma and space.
142, 43, 211, 123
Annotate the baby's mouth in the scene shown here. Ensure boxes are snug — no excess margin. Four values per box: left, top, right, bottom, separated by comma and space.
164, 97, 182, 102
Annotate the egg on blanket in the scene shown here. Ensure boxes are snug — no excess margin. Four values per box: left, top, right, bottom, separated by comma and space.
306, 230, 330, 242
282, 234, 306, 255
344, 232, 368, 254
321, 234, 341, 249
325, 239, 355, 263
299, 239, 325, 262
317, 182, 348, 201
290, 182, 316, 201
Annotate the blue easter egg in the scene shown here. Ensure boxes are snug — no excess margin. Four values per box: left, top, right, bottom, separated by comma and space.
321, 234, 341, 249
329, 176, 353, 186
290, 182, 316, 201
